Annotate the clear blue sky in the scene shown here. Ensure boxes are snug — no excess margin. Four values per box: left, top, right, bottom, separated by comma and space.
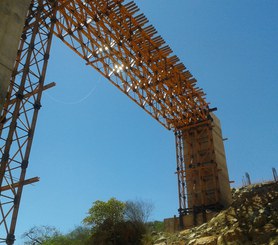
16, 0, 278, 243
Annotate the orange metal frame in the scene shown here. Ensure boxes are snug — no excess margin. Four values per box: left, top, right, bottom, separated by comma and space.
0, 0, 220, 242
48, 0, 210, 130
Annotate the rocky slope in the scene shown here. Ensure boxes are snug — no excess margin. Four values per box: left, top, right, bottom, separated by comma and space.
154, 181, 278, 245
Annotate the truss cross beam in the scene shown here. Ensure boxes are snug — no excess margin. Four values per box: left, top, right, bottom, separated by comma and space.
44, 0, 210, 130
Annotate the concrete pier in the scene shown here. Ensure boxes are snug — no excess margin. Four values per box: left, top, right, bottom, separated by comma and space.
0, 0, 31, 114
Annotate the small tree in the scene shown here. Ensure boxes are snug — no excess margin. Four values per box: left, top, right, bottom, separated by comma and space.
83, 198, 126, 244
43, 226, 91, 245
83, 197, 126, 228
21, 225, 59, 245
124, 199, 153, 223
83, 198, 153, 244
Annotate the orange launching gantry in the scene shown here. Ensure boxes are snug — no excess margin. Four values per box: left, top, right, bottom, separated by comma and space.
0, 0, 232, 243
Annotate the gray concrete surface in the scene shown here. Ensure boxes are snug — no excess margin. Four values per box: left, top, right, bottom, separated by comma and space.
0, 0, 31, 115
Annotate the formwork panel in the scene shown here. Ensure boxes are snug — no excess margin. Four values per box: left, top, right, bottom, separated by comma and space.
182, 123, 219, 210
181, 114, 232, 214
211, 113, 232, 207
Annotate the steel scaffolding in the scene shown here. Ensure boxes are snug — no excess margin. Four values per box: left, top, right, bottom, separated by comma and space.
0, 0, 230, 242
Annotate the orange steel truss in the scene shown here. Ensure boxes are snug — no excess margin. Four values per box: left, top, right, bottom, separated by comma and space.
48, 0, 210, 129
0, 0, 225, 242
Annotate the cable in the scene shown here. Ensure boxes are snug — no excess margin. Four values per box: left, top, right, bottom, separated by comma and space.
45, 76, 102, 105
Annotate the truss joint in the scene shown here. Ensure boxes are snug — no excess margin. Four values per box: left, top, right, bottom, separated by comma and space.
44, 53, 50, 61
14, 195, 19, 205
15, 91, 24, 101
21, 160, 29, 170
1, 153, 9, 162
33, 102, 42, 110
6, 234, 15, 245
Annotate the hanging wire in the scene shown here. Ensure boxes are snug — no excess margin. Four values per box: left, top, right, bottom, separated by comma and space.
45, 76, 102, 105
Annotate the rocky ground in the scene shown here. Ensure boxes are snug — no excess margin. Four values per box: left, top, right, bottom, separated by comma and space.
153, 181, 278, 245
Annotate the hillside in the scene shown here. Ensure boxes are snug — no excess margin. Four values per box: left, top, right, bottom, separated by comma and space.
154, 181, 278, 245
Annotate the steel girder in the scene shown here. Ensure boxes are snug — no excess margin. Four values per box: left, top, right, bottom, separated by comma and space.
46, 0, 210, 130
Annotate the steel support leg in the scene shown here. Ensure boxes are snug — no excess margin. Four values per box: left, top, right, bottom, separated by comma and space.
0, 1, 56, 243
175, 130, 186, 229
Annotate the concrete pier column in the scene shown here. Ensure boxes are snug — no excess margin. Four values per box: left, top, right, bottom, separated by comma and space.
0, 0, 31, 114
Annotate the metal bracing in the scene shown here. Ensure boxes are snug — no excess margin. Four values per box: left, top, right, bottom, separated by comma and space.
0, 0, 228, 241
0, 1, 57, 243
272, 168, 277, 182
42, 0, 210, 130
175, 130, 187, 215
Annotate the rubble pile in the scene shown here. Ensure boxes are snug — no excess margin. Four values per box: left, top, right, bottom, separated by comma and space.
154, 181, 278, 245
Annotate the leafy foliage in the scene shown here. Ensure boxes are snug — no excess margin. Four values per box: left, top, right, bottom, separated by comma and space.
146, 220, 164, 233
83, 198, 126, 228
83, 198, 148, 244
43, 226, 91, 245
87, 219, 147, 245
22, 225, 60, 244
22, 198, 160, 245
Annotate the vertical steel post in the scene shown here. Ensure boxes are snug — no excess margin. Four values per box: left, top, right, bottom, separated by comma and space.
175, 130, 186, 229
273, 168, 278, 182
0, 1, 57, 243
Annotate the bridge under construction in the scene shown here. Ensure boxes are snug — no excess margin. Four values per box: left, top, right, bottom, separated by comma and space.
0, 0, 232, 243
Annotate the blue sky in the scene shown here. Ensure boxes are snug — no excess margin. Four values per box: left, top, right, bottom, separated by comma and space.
15, 0, 278, 243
